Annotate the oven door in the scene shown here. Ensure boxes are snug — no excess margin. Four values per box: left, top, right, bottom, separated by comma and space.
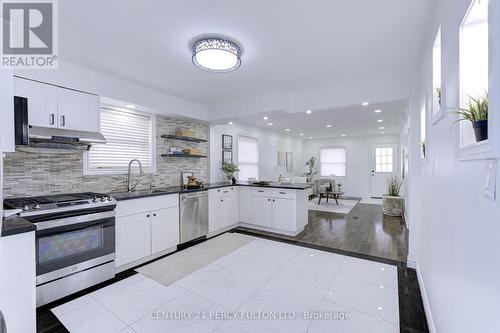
34, 211, 115, 285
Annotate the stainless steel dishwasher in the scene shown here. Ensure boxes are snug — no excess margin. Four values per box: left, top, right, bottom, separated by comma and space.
179, 191, 209, 243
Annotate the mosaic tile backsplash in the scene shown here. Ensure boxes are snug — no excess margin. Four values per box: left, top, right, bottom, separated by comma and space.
3, 116, 209, 198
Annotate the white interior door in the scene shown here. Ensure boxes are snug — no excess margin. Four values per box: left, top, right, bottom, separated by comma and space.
370, 143, 398, 198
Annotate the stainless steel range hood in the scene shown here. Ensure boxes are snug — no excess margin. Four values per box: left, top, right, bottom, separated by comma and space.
17, 126, 107, 153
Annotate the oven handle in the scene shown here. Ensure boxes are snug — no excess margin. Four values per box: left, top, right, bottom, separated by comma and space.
34, 211, 115, 231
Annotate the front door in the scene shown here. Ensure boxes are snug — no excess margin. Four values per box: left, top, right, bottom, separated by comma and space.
370, 143, 398, 198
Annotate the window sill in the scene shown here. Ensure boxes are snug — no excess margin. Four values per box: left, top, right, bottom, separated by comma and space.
457, 140, 498, 161
432, 109, 447, 125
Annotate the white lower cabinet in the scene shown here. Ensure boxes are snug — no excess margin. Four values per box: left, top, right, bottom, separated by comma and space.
209, 187, 239, 233
151, 207, 179, 254
115, 212, 151, 267
251, 196, 273, 227
115, 194, 179, 269
271, 198, 296, 231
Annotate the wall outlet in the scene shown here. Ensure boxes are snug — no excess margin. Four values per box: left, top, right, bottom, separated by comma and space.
484, 160, 497, 200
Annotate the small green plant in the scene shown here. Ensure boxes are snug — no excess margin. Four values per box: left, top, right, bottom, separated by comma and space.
303, 157, 318, 183
452, 92, 488, 123
221, 161, 239, 179
386, 175, 403, 197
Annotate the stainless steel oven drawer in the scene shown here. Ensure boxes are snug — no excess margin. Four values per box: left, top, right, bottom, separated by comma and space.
37, 261, 115, 306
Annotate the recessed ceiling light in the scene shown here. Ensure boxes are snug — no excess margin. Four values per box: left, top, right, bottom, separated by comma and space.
326, 124, 332, 128
285, 128, 290, 131
380, 131, 386, 134
299, 133, 304, 136
342, 134, 346, 137
263, 116, 268, 120
377, 119, 383, 123
379, 127, 385, 130
362, 102, 369, 106
309, 136, 313, 139
192, 37, 241, 72
306, 110, 312, 114
126, 104, 136, 109
374, 109, 382, 113
228, 121, 233, 125
267, 123, 273, 126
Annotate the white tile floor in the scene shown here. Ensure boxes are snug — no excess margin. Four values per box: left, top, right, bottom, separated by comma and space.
52, 235, 399, 333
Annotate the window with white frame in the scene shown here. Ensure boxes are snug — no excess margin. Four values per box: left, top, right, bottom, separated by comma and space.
238, 136, 259, 180
432, 27, 442, 115
85, 107, 155, 174
375, 147, 393, 173
460, 0, 489, 146
320, 147, 346, 177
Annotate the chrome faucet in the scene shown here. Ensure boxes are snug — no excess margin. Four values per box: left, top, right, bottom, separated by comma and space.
127, 159, 143, 192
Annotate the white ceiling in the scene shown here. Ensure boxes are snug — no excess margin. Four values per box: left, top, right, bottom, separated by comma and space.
59, 0, 432, 104
219, 100, 408, 139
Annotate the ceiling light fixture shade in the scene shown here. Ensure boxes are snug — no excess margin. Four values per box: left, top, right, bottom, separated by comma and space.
192, 38, 241, 72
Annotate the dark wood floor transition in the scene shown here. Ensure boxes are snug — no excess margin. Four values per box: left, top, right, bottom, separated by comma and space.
239, 199, 408, 263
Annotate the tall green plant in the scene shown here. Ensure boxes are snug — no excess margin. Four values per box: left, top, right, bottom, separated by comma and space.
386, 175, 403, 197
303, 157, 318, 183
452, 92, 488, 123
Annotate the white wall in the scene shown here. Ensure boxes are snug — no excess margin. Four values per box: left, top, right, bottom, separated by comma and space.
409, 0, 500, 332
302, 134, 400, 198
209, 124, 304, 182
13, 61, 208, 121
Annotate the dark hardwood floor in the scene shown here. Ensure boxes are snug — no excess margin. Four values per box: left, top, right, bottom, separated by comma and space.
240, 200, 408, 263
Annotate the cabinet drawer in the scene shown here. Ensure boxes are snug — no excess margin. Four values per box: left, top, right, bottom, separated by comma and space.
212, 186, 237, 198
272, 189, 296, 200
116, 194, 179, 217
251, 187, 273, 197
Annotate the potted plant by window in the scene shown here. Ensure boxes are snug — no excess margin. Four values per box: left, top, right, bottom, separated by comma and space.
453, 92, 488, 142
221, 161, 239, 184
303, 157, 318, 183
382, 175, 404, 217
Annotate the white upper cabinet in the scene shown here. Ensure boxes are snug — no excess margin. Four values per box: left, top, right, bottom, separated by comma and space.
57, 87, 99, 132
13, 77, 100, 132
13, 77, 57, 128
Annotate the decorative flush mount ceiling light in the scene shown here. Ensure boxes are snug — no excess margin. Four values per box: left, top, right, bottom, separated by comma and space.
192, 37, 241, 72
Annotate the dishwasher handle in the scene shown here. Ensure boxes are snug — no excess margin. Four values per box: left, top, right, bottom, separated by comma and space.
180, 191, 208, 200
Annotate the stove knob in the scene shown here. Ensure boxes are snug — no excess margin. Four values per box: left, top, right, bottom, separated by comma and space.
33, 204, 41, 209
92, 197, 99, 203
100, 197, 106, 202
22, 205, 30, 211
105, 196, 112, 201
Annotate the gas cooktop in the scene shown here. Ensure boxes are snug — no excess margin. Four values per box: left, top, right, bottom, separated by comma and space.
4, 192, 116, 217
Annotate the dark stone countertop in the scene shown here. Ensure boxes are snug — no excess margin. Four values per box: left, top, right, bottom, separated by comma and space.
111, 182, 312, 201
2, 215, 36, 237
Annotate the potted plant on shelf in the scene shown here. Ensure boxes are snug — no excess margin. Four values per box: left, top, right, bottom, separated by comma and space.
303, 157, 318, 183
452, 92, 488, 142
382, 175, 404, 217
221, 161, 239, 184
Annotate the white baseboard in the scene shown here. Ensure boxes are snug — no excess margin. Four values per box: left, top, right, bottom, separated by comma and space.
416, 263, 437, 333
238, 223, 304, 237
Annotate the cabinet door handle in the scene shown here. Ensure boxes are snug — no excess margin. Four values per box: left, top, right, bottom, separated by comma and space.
258, 190, 265, 193
60, 115, 66, 127
221, 199, 224, 202
267, 198, 270, 201
273, 199, 275, 202
153, 213, 157, 217
49, 113, 55, 125
146, 214, 150, 218
279, 192, 286, 194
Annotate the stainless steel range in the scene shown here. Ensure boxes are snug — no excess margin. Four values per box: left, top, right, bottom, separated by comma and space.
4, 192, 117, 306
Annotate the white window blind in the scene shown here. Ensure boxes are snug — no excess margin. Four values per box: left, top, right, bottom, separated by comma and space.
238, 136, 259, 180
86, 108, 154, 174
320, 147, 346, 177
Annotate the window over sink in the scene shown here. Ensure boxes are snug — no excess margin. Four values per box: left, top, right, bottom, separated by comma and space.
84, 106, 156, 175
238, 135, 259, 181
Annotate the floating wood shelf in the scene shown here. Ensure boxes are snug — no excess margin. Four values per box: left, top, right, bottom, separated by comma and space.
161, 154, 207, 158
161, 134, 207, 143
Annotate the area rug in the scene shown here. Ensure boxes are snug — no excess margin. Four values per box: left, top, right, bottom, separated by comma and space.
135, 232, 254, 286
308, 198, 358, 214
360, 198, 383, 205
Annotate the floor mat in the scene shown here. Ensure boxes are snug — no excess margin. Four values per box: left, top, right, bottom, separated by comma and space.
308, 198, 358, 214
135, 232, 254, 286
